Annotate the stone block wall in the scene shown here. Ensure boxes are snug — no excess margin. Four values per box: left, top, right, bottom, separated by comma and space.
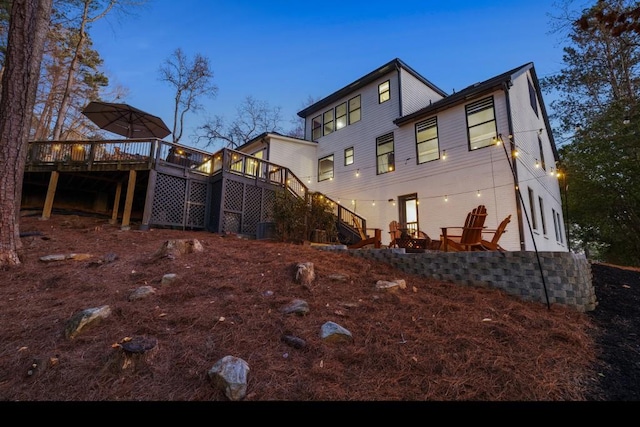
319, 247, 596, 312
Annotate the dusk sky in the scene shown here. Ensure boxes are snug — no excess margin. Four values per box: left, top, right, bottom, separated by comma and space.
90, 0, 583, 148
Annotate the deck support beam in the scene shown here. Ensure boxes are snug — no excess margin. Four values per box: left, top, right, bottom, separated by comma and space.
121, 169, 136, 230
41, 171, 59, 220
109, 181, 123, 225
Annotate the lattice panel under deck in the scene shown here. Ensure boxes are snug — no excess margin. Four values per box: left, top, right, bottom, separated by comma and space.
262, 189, 275, 222
224, 180, 243, 211
151, 173, 187, 225
186, 181, 207, 228
242, 185, 262, 234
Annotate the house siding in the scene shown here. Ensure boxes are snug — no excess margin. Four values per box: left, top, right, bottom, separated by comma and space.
507, 68, 566, 252
399, 67, 445, 116
245, 60, 566, 253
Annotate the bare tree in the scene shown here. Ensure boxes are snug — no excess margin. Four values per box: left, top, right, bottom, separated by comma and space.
158, 48, 218, 144
287, 95, 321, 139
0, 0, 53, 266
195, 96, 285, 149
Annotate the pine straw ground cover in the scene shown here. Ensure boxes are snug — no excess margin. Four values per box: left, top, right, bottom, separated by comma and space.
0, 213, 605, 402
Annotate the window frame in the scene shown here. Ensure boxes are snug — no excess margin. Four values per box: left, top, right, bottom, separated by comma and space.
538, 196, 547, 235
312, 115, 322, 140
415, 117, 440, 164
528, 187, 538, 230
528, 78, 539, 117
378, 80, 390, 104
376, 133, 395, 175
323, 109, 334, 136
348, 95, 361, 124
335, 102, 347, 130
317, 154, 334, 182
466, 96, 497, 150
344, 147, 354, 166
537, 135, 546, 171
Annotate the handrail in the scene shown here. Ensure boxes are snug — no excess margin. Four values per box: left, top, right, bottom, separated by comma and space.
25, 139, 369, 243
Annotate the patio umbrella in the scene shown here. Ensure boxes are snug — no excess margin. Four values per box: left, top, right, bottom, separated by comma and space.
82, 101, 171, 139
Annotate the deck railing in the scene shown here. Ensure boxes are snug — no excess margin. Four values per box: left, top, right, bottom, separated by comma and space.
26, 138, 367, 242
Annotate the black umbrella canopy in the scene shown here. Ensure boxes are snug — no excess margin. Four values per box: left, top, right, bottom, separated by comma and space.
82, 101, 171, 139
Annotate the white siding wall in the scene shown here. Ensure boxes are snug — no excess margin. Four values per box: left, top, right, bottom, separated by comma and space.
273, 62, 566, 252
399, 68, 446, 115
267, 138, 317, 183
507, 69, 567, 252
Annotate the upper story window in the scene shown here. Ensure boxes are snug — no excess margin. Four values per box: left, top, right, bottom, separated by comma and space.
528, 187, 538, 230
312, 115, 322, 140
528, 79, 539, 117
466, 96, 497, 150
349, 95, 361, 124
416, 117, 439, 164
318, 154, 334, 182
378, 80, 390, 103
335, 102, 347, 130
323, 109, 334, 136
539, 196, 547, 235
376, 133, 395, 175
537, 135, 546, 170
344, 147, 354, 166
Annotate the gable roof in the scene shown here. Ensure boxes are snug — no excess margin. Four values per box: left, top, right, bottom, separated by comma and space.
392, 62, 558, 161
297, 58, 448, 118
393, 62, 533, 126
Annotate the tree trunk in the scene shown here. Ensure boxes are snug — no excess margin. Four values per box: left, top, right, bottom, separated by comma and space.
0, 0, 53, 266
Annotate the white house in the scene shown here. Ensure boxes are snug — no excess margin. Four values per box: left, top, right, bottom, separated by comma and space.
238, 58, 567, 252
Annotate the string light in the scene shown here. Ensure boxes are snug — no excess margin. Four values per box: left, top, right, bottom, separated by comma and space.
355, 169, 360, 177
444, 195, 448, 202
477, 190, 481, 197
442, 150, 447, 159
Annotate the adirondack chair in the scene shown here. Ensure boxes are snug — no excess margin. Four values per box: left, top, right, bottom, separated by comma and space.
480, 215, 511, 251
440, 205, 488, 252
388, 220, 402, 247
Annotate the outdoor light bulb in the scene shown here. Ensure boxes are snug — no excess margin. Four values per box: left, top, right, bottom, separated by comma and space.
535, 160, 540, 168
477, 190, 481, 197
372, 201, 375, 206
442, 150, 447, 159
444, 195, 448, 202
624, 117, 631, 125
356, 169, 360, 177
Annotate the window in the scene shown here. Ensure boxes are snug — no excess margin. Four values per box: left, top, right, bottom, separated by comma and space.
376, 133, 394, 175
318, 154, 334, 182
335, 102, 347, 130
416, 117, 439, 163
555, 210, 564, 243
539, 197, 547, 235
323, 109, 334, 136
466, 96, 497, 150
537, 135, 546, 170
378, 80, 390, 103
312, 115, 322, 140
344, 147, 354, 166
349, 95, 361, 124
528, 79, 539, 117
552, 208, 560, 241
528, 187, 538, 230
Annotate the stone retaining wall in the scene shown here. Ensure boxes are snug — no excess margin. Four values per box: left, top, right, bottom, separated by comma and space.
319, 247, 596, 312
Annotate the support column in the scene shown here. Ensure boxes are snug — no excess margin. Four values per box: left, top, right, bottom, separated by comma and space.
121, 169, 137, 230
109, 181, 123, 225
41, 171, 59, 220
139, 169, 157, 231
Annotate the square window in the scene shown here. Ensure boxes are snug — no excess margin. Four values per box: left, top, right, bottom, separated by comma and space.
344, 147, 354, 166
318, 154, 334, 182
379, 80, 390, 103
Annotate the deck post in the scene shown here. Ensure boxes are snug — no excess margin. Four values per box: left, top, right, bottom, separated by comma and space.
121, 169, 137, 230
139, 169, 157, 231
110, 181, 122, 225
41, 171, 59, 220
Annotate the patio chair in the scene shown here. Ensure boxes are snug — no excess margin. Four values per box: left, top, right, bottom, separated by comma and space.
440, 205, 488, 252
388, 220, 402, 247
480, 215, 511, 251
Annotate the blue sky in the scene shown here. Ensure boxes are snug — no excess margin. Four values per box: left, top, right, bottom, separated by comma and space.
90, 0, 579, 148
